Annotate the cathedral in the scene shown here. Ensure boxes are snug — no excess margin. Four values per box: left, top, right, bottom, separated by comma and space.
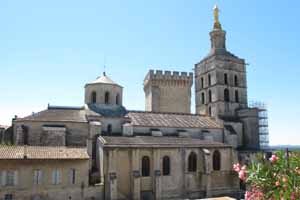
0, 6, 264, 200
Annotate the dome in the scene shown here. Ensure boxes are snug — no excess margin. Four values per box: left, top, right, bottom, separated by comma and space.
86, 73, 122, 87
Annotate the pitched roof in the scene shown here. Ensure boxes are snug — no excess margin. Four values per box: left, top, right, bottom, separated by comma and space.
100, 136, 230, 148
126, 111, 222, 129
0, 146, 89, 160
16, 106, 88, 123
86, 74, 122, 87
88, 104, 127, 117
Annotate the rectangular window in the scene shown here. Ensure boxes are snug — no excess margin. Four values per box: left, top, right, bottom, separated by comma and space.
0, 171, 2, 186
4, 194, 13, 200
69, 168, 76, 184
33, 169, 42, 185
52, 169, 60, 185
6, 171, 15, 186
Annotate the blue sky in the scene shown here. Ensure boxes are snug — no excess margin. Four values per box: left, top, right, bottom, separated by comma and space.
0, 0, 299, 145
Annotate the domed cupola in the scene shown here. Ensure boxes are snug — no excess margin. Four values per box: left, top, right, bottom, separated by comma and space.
85, 72, 123, 106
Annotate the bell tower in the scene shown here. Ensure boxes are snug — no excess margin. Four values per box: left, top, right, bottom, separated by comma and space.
195, 5, 248, 118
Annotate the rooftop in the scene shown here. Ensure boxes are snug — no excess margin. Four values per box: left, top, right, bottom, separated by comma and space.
0, 146, 89, 160
86, 73, 121, 87
15, 106, 88, 123
127, 111, 222, 129
88, 104, 127, 117
99, 136, 230, 148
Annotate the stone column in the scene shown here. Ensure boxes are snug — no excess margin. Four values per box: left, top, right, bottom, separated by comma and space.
181, 148, 187, 197
88, 121, 101, 170
153, 149, 162, 200
203, 149, 212, 197
108, 149, 118, 200
131, 149, 141, 200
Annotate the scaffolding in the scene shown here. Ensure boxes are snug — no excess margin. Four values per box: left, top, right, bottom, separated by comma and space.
249, 101, 269, 149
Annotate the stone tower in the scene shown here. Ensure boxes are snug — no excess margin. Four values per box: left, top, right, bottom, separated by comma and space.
195, 5, 247, 118
85, 72, 123, 106
144, 70, 193, 113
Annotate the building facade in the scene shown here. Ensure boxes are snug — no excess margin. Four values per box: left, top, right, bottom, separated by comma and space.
1, 5, 266, 200
0, 146, 102, 200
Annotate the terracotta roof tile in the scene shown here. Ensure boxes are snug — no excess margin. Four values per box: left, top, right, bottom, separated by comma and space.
127, 111, 222, 129
0, 146, 89, 159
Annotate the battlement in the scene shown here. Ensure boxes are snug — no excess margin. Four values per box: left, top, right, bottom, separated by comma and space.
144, 69, 193, 87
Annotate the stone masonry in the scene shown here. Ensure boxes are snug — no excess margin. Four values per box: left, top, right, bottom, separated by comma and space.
144, 70, 193, 114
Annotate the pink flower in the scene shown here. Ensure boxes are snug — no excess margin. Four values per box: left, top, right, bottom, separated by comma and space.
291, 193, 296, 200
275, 181, 280, 186
233, 163, 241, 172
238, 169, 247, 181
245, 191, 251, 200
241, 165, 247, 170
269, 155, 279, 163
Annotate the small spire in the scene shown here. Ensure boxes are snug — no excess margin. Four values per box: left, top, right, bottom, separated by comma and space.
103, 63, 106, 76
103, 55, 106, 76
213, 4, 222, 30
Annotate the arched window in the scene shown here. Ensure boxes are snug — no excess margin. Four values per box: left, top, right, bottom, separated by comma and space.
105, 92, 110, 104
91, 92, 97, 104
201, 77, 204, 88
224, 89, 230, 102
188, 152, 197, 172
107, 124, 112, 135
142, 156, 150, 176
213, 150, 221, 171
201, 93, 205, 104
116, 94, 120, 105
22, 125, 29, 145
208, 74, 211, 86
224, 73, 228, 85
162, 156, 170, 176
208, 90, 212, 103
235, 90, 239, 103
208, 106, 212, 116
234, 75, 238, 86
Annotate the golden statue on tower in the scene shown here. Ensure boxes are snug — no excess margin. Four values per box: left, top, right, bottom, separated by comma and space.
213, 5, 222, 30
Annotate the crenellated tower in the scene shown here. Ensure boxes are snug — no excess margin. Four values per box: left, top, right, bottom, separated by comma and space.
144, 70, 193, 113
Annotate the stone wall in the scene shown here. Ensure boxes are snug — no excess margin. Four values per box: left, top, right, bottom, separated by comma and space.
85, 83, 123, 106
13, 121, 88, 146
195, 54, 247, 118
101, 146, 239, 200
0, 185, 104, 200
237, 108, 260, 149
130, 126, 224, 143
0, 128, 5, 143
41, 126, 66, 146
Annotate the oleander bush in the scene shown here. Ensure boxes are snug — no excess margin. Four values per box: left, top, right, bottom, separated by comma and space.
233, 151, 300, 200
